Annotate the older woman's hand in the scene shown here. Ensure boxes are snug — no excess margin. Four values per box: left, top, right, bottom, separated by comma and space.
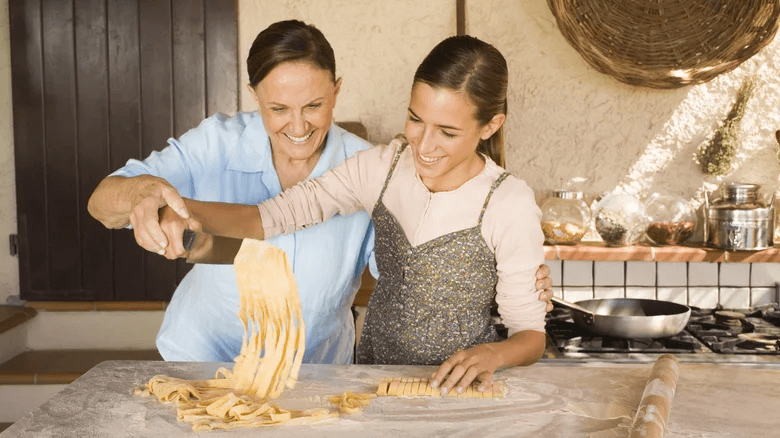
536, 264, 554, 312
154, 206, 203, 260
128, 180, 191, 256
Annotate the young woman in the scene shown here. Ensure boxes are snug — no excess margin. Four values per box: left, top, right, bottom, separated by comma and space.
174, 35, 547, 396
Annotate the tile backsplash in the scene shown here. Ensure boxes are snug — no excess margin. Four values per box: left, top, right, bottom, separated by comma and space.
547, 261, 780, 308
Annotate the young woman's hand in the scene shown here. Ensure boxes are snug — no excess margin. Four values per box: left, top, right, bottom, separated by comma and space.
429, 343, 503, 396
430, 331, 545, 396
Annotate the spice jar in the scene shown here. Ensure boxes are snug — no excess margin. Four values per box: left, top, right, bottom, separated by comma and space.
643, 193, 696, 246
593, 193, 646, 246
540, 190, 590, 245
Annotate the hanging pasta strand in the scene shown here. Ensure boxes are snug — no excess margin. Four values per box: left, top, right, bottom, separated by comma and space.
232, 238, 306, 398
134, 239, 331, 431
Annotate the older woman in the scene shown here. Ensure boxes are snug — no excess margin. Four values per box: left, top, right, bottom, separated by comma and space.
88, 20, 554, 365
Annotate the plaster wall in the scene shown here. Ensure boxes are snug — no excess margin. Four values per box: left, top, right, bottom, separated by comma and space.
468, 0, 780, 207
240, 0, 780, 207
0, 0, 19, 305
237, 0, 456, 144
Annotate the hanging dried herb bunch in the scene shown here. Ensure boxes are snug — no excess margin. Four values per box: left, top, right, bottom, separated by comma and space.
695, 76, 756, 176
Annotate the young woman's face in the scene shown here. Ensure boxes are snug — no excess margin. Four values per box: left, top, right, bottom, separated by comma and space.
405, 82, 498, 192
249, 62, 341, 163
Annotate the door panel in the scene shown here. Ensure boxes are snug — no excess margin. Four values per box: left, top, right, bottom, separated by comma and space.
10, 0, 238, 301
172, 0, 206, 284
139, 0, 177, 300
75, 0, 112, 300
106, 0, 144, 301
10, 0, 50, 297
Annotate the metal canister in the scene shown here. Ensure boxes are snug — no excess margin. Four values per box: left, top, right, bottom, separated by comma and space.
705, 183, 775, 251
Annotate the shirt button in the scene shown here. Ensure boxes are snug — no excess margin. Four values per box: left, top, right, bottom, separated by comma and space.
403, 266, 410, 271
406, 249, 412, 255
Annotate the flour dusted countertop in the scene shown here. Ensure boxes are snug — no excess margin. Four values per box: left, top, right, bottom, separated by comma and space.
2, 360, 779, 437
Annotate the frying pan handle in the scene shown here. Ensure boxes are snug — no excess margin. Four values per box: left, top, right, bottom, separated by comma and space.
551, 296, 595, 325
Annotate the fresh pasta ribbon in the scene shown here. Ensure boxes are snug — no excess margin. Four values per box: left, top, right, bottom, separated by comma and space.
231, 238, 305, 399
134, 239, 325, 431
328, 392, 377, 414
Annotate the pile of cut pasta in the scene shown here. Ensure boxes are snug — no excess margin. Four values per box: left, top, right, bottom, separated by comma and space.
134, 239, 333, 431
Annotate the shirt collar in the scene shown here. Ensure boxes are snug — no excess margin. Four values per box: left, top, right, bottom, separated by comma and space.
227, 113, 274, 173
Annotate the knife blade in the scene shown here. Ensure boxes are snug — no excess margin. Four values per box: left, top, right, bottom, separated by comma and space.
182, 229, 196, 251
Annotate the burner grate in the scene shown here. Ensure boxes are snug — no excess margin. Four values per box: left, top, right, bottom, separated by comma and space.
545, 304, 780, 356
685, 306, 780, 355
545, 316, 705, 354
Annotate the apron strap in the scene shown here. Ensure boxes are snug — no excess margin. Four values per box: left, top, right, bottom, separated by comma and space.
377, 138, 407, 203
477, 172, 510, 225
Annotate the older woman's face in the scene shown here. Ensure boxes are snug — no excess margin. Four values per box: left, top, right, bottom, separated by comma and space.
249, 61, 340, 163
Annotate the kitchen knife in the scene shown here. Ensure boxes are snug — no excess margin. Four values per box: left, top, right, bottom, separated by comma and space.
182, 229, 196, 251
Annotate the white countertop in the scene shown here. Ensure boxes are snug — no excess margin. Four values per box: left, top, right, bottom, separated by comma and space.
2, 360, 779, 437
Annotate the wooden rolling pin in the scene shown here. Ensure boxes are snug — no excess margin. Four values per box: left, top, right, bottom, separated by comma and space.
628, 354, 680, 438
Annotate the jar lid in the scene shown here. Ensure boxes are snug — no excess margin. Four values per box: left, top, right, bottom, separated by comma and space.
553, 190, 583, 200
719, 182, 761, 205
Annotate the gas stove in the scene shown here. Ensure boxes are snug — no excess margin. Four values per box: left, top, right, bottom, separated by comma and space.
540, 304, 780, 363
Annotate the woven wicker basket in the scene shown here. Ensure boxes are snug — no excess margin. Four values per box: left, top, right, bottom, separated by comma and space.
548, 0, 780, 89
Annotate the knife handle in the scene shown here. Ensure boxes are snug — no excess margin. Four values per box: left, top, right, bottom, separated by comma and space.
182, 230, 196, 251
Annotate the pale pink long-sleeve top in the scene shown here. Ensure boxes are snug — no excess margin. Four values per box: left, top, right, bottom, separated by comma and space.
259, 140, 546, 335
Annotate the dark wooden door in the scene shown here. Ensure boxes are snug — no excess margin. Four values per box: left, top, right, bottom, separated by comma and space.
9, 0, 238, 301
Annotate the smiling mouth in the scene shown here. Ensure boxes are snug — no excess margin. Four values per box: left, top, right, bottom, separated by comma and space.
285, 131, 314, 143
418, 154, 443, 164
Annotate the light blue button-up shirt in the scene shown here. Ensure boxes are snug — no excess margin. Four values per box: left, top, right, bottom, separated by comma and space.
112, 112, 376, 364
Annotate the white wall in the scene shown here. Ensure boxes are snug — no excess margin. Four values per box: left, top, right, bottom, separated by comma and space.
0, 0, 19, 305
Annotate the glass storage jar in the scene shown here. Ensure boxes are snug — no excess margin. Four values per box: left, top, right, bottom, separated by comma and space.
643, 193, 696, 246
593, 193, 646, 246
540, 190, 590, 245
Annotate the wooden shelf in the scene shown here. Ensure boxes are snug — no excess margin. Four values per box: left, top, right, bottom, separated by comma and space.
543, 242, 780, 263
0, 306, 36, 335
0, 350, 162, 385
